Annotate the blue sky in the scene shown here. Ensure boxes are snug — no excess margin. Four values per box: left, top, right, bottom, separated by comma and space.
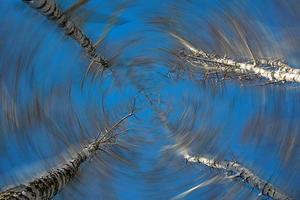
0, 0, 300, 199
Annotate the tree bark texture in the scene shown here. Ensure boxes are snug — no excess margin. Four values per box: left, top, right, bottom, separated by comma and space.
0, 111, 133, 200
0, 140, 103, 200
171, 33, 300, 83
23, 0, 108, 68
184, 153, 292, 200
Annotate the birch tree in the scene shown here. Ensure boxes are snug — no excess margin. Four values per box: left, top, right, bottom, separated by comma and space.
182, 152, 292, 200
22, 0, 108, 68
0, 1, 298, 200
0, 112, 134, 200
171, 33, 300, 83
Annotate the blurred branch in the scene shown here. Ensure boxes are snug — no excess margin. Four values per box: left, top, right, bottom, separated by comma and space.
64, 0, 89, 16
0, 112, 134, 200
22, 0, 108, 68
171, 174, 223, 200
94, 1, 131, 48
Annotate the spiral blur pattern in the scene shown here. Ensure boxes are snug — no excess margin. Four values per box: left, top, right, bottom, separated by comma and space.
0, 0, 300, 199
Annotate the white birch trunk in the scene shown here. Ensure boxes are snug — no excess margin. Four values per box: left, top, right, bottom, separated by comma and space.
183, 152, 292, 200
171, 33, 300, 83
22, 0, 108, 68
0, 113, 133, 200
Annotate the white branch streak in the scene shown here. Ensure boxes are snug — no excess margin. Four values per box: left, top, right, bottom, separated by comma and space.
169, 33, 202, 55
171, 175, 222, 200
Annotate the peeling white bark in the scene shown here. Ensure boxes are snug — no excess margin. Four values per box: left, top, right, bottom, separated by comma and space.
171, 33, 300, 83
196, 56, 300, 83
182, 151, 292, 200
256, 59, 300, 76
